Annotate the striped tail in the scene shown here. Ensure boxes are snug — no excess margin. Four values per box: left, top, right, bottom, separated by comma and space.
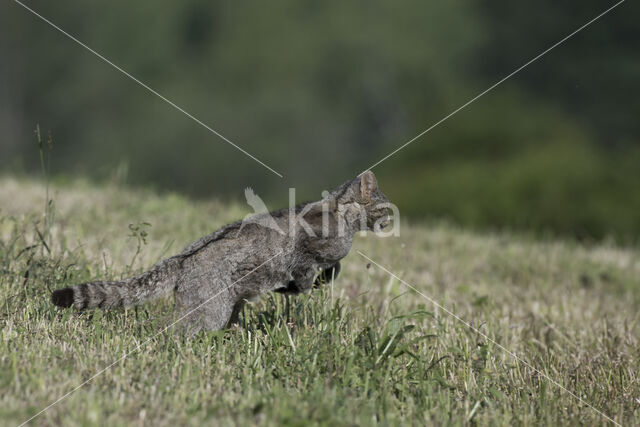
51, 257, 181, 310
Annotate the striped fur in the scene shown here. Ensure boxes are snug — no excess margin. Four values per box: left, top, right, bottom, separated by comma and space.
51, 257, 181, 310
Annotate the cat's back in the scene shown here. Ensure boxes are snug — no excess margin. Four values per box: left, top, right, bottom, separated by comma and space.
177, 219, 293, 268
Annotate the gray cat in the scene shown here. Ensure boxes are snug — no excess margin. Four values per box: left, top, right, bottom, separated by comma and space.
51, 171, 390, 334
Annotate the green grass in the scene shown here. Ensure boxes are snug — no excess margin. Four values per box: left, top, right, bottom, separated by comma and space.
1, 177, 639, 426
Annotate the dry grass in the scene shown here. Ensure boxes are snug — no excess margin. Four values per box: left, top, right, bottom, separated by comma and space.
1, 177, 639, 426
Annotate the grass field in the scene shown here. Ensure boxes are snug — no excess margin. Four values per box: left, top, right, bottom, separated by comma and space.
1, 177, 639, 426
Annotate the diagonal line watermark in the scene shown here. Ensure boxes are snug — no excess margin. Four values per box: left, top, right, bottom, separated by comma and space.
356, 250, 621, 427
12, 0, 283, 178
17, 250, 284, 427
11, 0, 628, 424
360, 0, 627, 175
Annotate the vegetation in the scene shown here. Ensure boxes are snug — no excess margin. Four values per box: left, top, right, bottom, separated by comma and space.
1, 178, 638, 425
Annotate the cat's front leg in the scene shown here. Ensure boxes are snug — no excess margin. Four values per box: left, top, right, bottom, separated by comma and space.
274, 267, 316, 295
274, 262, 341, 294
273, 280, 301, 295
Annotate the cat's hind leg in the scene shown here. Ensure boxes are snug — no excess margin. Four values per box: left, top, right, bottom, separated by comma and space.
227, 299, 246, 327
173, 277, 236, 334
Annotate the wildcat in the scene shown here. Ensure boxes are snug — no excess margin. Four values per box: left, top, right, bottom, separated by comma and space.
51, 171, 390, 334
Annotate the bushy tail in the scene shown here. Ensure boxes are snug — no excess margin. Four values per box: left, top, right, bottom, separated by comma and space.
51, 257, 181, 310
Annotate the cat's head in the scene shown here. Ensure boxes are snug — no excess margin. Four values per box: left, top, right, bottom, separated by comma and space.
332, 171, 391, 231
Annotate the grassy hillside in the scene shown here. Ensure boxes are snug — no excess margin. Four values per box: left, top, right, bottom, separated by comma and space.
1, 178, 639, 426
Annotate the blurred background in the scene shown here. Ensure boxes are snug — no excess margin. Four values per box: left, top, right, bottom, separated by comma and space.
1, 0, 638, 242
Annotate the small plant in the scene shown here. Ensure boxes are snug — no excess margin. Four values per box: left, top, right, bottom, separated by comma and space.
35, 124, 55, 255
126, 221, 151, 273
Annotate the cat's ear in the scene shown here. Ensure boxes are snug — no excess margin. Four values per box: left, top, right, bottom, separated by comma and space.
359, 171, 378, 202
